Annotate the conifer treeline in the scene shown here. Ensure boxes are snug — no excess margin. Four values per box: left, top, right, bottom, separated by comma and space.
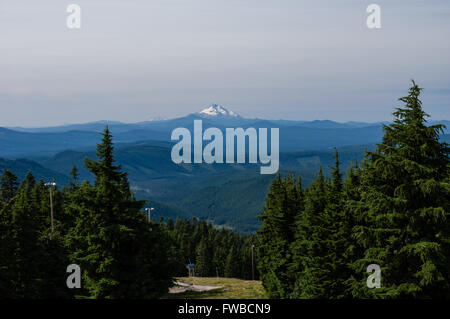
0, 127, 256, 299
0, 128, 175, 298
162, 217, 258, 280
257, 81, 450, 298
1, 81, 448, 299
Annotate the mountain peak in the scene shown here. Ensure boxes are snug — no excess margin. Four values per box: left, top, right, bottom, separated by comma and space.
198, 104, 240, 118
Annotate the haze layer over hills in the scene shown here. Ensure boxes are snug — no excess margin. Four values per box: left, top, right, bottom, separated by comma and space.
1, 104, 448, 232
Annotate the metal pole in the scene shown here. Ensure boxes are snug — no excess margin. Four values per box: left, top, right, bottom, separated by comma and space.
49, 186, 54, 235
145, 207, 154, 223
251, 244, 255, 281
45, 182, 56, 236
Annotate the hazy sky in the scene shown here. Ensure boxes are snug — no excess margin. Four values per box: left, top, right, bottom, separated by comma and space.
1, 0, 449, 126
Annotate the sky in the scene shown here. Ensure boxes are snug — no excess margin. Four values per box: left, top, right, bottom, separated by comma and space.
0, 0, 449, 127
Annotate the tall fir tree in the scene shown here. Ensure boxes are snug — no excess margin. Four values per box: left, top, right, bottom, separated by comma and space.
349, 81, 450, 298
66, 126, 173, 298
0, 170, 19, 297
291, 167, 332, 298
224, 244, 240, 278
257, 173, 304, 298
5, 173, 46, 298
0, 169, 19, 203
326, 150, 352, 298
195, 238, 213, 277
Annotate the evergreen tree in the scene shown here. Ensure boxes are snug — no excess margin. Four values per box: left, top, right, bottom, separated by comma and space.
257, 173, 304, 298
289, 154, 354, 299
70, 165, 79, 183
350, 81, 450, 298
326, 150, 351, 298
224, 245, 240, 278
66, 126, 173, 298
0, 170, 19, 297
33, 180, 72, 298
212, 231, 230, 278
5, 173, 46, 298
0, 169, 19, 203
291, 167, 331, 298
195, 238, 213, 277
341, 162, 363, 296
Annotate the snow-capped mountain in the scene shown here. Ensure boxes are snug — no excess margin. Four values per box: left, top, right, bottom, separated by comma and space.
197, 104, 241, 119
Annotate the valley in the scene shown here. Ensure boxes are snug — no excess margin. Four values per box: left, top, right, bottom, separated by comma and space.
1, 105, 448, 233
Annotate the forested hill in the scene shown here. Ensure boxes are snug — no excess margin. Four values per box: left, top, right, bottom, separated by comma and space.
1, 82, 449, 299
1, 143, 375, 233
257, 81, 450, 299
0, 158, 70, 185
0, 110, 447, 232
0, 119, 385, 157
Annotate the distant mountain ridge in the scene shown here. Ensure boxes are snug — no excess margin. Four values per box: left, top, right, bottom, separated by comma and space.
7, 103, 390, 133
1, 104, 448, 158
1, 105, 448, 232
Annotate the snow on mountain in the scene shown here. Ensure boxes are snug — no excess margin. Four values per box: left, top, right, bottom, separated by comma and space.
197, 104, 240, 118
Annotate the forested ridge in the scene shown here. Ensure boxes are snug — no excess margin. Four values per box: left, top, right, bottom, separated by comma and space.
0, 82, 448, 299
257, 82, 450, 298
0, 127, 256, 299
164, 218, 257, 280
0, 127, 174, 298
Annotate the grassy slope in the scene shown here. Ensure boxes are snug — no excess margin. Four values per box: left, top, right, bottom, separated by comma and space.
168, 277, 267, 299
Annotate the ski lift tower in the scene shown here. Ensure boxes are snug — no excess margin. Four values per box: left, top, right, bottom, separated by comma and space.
187, 263, 195, 277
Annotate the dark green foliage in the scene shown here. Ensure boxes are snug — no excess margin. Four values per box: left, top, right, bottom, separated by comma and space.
26, 142, 374, 233
290, 167, 334, 298
258, 81, 450, 299
195, 239, 214, 277
0, 158, 70, 186
66, 127, 173, 298
0, 169, 18, 203
0, 170, 18, 297
224, 245, 241, 278
257, 174, 304, 298
1, 81, 448, 300
161, 217, 258, 280
0, 127, 173, 299
70, 165, 79, 183
348, 81, 450, 298
0, 170, 73, 299
1, 173, 46, 298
